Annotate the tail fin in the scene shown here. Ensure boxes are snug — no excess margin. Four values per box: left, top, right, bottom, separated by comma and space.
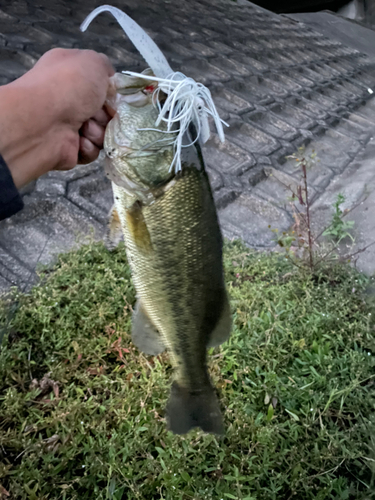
166, 382, 224, 435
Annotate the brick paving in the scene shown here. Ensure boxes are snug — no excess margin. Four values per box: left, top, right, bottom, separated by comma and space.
2, 0, 375, 291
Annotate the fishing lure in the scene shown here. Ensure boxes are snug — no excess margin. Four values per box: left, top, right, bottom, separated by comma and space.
80, 5, 228, 173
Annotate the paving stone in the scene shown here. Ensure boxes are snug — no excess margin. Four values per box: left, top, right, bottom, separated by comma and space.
228, 79, 274, 106
67, 171, 113, 224
317, 84, 357, 107
284, 95, 329, 121
0, 244, 33, 286
219, 193, 292, 247
327, 59, 356, 76
352, 99, 375, 126
225, 119, 280, 156
310, 141, 375, 249
35, 178, 67, 196
0, 194, 104, 275
264, 71, 304, 95
328, 116, 372, 144
4, 25, 53, 46
353, 69, 375, 89
0, 47, 34, 81
344, 78, 375, 99
269, 102, 316, 130
208, 40, 233, 56
300, 90, 344, 115
104, 45, 140, 68
312, 128, 361, 169
240, 165, 267, 187
210, 57, 251, 78
206, 167, 223, 192
181, 59, 229, 86
231, 53, 270, 73
243, 110, 299, 141
346, 111, 375, 134
19, 181, 37, 196
279, 149, 334, 191
257, 50, 293, 69
47, 161, 102, 182
0, 275, 12, 295
0, 9, 18, 21
252, 167, 318, 210
203, 135, 256, 176
211, 86, 254, 115
213, 188, 239, 210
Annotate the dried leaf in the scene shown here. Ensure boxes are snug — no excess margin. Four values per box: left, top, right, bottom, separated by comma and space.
0, 485, 10, 497
53, 384, 59, 398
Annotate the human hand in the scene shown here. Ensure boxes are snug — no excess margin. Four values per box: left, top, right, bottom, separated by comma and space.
0, 48, 114, 188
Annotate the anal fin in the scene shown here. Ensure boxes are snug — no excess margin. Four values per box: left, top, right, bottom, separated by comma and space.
207, 295, 232, 348
132, 301, 166, 355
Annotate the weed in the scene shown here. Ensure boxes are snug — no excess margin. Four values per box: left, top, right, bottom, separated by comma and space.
269, 148, 319, 272
269, 148, 370, 273
323, 193, 355, 243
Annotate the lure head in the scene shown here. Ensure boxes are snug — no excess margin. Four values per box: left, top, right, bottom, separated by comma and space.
104, 71, 178, 195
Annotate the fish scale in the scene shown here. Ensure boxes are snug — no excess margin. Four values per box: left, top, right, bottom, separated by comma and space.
113, 167, 225, 388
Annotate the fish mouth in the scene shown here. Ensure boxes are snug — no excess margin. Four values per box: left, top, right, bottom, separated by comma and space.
104, 68, 178, 199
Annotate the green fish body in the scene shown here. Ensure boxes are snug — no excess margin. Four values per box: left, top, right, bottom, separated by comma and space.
105, 74, 231, 434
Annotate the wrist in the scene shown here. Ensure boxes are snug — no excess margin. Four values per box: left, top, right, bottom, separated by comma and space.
0, 80, 60, 188
0, 83, 33, 188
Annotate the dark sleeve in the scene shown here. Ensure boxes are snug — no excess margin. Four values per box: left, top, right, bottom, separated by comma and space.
0, 155, 24, 221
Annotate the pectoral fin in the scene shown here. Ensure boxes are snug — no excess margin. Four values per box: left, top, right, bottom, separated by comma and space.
132, 301, 166, 355
207, 295, 232, 348
126, 201, 153, 254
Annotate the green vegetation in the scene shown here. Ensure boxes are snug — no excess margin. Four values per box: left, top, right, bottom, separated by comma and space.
1, 241, 375, 499
323, 193, 355, 243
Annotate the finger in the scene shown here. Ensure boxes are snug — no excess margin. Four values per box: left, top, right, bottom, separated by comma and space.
98, 52, 115, 76
91, 108, 112, 126
80, 119, 105, 148
104, 102, 116, 118
78, 136, 100, 164
80, 50, 114, 77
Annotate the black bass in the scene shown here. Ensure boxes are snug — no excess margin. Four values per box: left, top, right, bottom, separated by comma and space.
105, 71, 231, 434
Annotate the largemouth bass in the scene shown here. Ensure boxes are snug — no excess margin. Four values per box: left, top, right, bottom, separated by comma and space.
105, 72, 231, 434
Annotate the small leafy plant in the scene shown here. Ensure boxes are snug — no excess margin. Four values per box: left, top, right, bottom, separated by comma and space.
269, 147, 367, 273
269, 148, 319, 272
323, 193, 355, 243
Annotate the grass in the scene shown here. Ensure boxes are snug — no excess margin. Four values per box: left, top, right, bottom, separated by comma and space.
0, 240, 375, 500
